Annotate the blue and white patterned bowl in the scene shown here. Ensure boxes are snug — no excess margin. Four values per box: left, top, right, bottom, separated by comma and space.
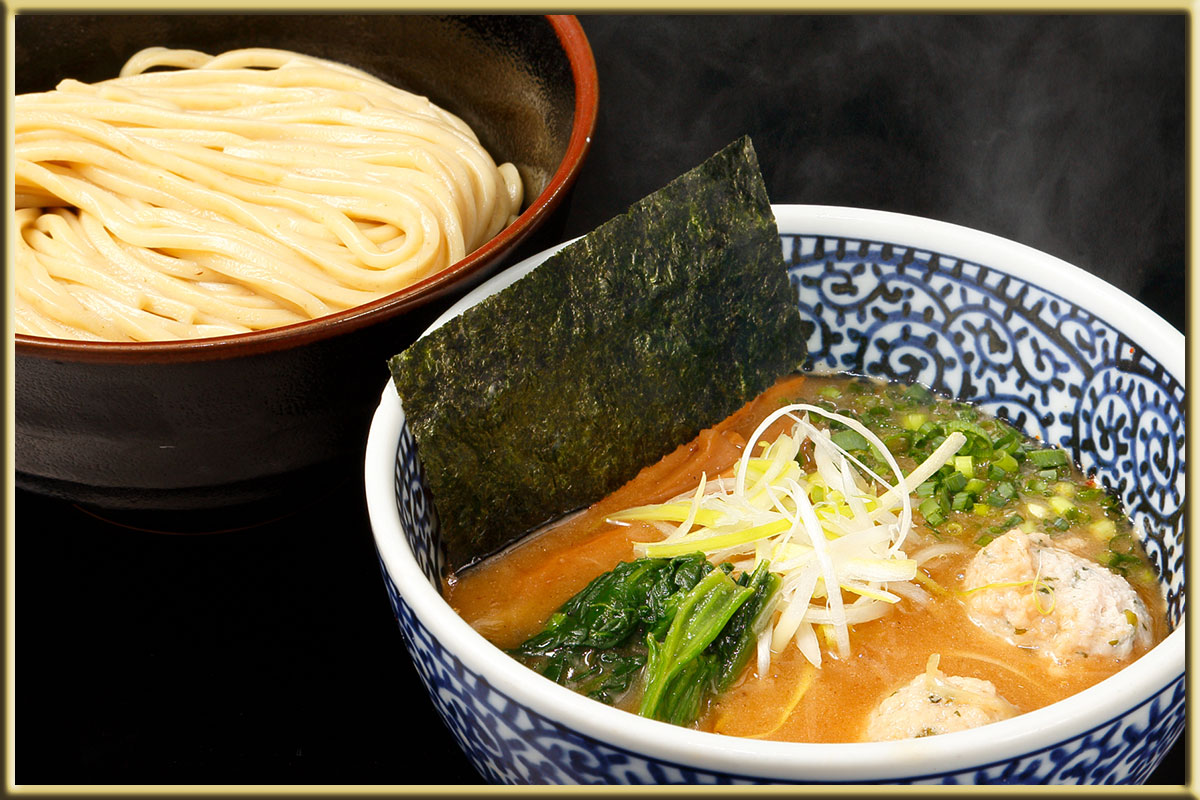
365, 205, 1185, 784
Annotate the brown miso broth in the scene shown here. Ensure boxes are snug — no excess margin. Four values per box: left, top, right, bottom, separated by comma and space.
446, 374, 1167, 743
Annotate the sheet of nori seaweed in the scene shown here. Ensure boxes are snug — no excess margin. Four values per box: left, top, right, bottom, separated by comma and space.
389, 136, 807, 571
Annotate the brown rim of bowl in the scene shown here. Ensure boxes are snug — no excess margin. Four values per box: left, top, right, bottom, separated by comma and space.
15, 14, 599, 366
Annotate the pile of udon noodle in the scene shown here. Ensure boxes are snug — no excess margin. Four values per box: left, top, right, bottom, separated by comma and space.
15, 47, 523, 342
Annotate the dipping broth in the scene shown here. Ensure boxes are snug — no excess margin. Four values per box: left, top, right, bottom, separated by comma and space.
447, 374, 1166, 743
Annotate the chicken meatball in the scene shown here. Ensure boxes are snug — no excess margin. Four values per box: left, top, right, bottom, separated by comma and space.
962, 529, 1152, 664
863, 655, 1018, 741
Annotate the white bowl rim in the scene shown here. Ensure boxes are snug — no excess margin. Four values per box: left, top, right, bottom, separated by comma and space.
366, 204, 1185, 782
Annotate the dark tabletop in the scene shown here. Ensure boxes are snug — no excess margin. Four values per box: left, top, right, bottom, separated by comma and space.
17, 13, 1186, 786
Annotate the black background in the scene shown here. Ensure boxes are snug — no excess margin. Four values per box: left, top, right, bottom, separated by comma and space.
16, 14, 1186, 786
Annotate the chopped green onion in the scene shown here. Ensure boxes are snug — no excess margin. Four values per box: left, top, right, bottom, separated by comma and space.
992, 430, 1023, 454
903, 384, 933, 404
920, 498, 947, 527
1028, 449, 1070, 469
1105, 551, 1142, 570
1048, 517, 1071, 532
997, 514, 1024, 530
1109, 533, 1136, 554
941, 472, 968, 495
1049, 496, 1075, 515
992, 452, 1019, 473
944, 419, 991, 444
1064, 506, 1089, 524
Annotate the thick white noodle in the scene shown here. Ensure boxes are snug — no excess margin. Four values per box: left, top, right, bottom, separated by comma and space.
15, 47, 524, 341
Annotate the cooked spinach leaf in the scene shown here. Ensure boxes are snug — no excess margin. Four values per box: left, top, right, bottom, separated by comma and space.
512, 554, 780, 727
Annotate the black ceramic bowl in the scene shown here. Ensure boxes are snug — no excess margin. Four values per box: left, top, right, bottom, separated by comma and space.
15, 14, 598, 520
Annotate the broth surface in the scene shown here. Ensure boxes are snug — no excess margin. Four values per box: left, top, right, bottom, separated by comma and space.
446, 374, 1166, 742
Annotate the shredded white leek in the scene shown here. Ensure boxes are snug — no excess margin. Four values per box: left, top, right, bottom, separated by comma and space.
611, 403, 966, 670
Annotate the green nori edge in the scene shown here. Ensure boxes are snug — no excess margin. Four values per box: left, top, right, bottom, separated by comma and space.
388, 136, 807, 571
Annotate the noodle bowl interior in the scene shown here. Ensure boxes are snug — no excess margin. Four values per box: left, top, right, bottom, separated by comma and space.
15, 47, 523, 342
447, 374, 1166, 743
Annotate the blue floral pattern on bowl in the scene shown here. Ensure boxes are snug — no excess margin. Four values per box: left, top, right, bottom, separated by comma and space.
373, 212, 1185, 784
